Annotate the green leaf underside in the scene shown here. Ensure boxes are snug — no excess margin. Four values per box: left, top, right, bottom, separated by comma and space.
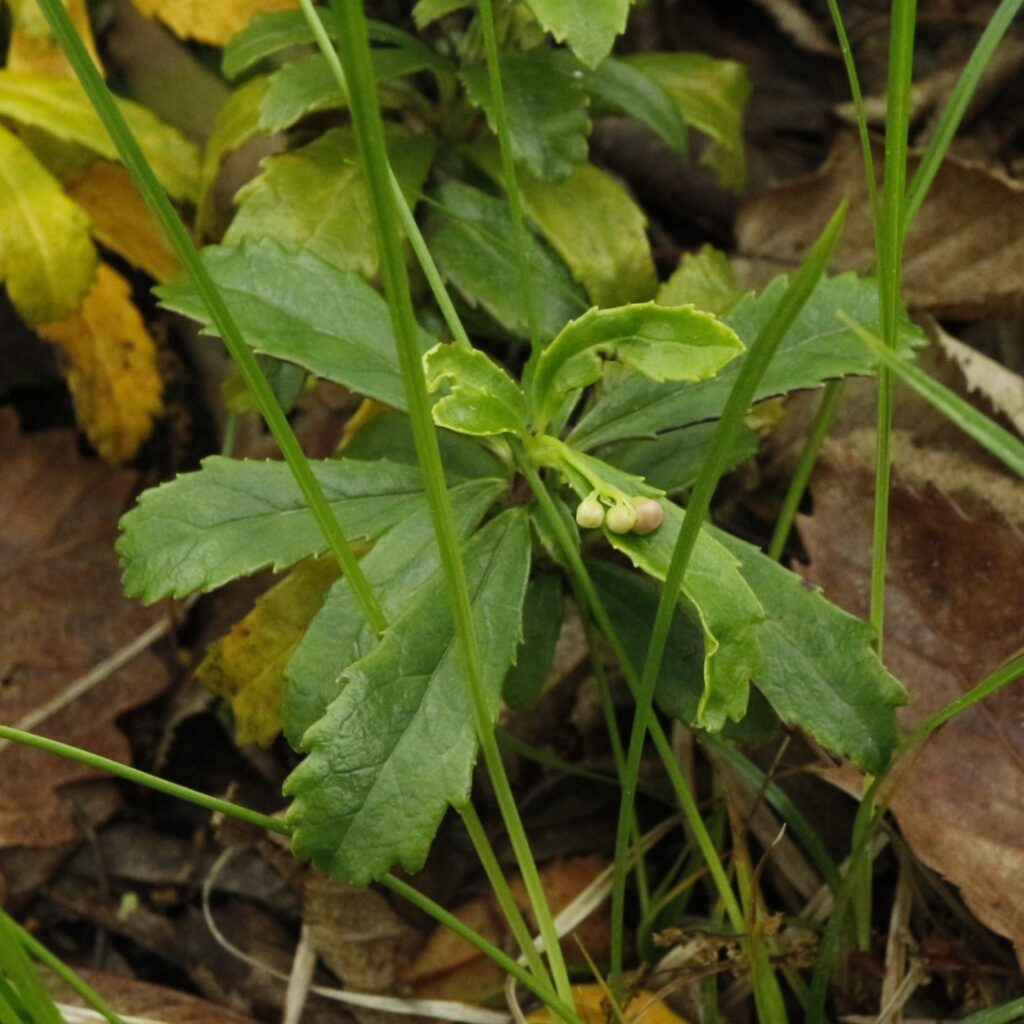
624, 52, 750, 192
285, 509, 531, 884
0, 124, 96, 325
461, 51, 590, 181
424, 341, 528, 436
468, 142, 657, 307
503, 574, 563, 710
607, 499, 764, 730
570, 273, 925, 450
0, 70, 199, 201
532, 302, 744, 428
523, 0, 631, 68
283, 477, 505, 747
423, 180, 587, 342
117, 457, 453, 602
591, 562, 704, 723
227, 125, 437, 278
157, 238, 433, 410
570, 55, 686, 152
715, 530, 905, 773
342, 410, 509, 481
601, 420, 759, 493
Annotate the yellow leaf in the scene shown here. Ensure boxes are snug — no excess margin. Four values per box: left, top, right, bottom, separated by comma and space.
6, 0, 102, 79
0, 123, 96, 324
528, 986, 691, 1024
66, 162, 181, 283
0, 70, 200, 202
36, 263, 164, 463
130, 0, 300, 46
197, 557, 341, 747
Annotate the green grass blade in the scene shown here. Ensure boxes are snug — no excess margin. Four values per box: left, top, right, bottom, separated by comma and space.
0, 913, 63, 1024
843, 317, 1024, 479
903, 0, 1024, 231
35, 0, 387, 635
957, 997, 1024, 1024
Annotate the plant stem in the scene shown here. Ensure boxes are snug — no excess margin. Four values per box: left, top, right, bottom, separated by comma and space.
475, 0, 542, 355
36, 0, 387, 636
0, 725, 290, 837
607, 201, 846, 993
767, 380, 845, 561
323, 0, 572, 1004
459, 804, 553, 986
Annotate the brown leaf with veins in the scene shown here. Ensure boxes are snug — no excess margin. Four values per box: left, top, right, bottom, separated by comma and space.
737, 132, 1024, 318
0, 410, 169, 857
797, 442, 1024, 959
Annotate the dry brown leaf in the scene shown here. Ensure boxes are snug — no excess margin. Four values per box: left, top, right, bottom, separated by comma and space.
737, 132, 1024, 318
0, 409, 169, 858
797, 442, 1024, 961
5, 0, 101, 78
130, 0, 300, 46
36, 262, 164, 463
51, 966, 262, 1024
749, 0, 836, 54
65, 162, 181, 284
403, 856, 610, 1001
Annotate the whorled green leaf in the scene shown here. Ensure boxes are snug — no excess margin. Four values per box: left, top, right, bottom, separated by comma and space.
0, 124, 96, 325
657, 244, 742, 315
197, 76, 270, 237
258, 48, 434, 133
118, 457, 438, 602
226, 125, 437, 277
624, 52, 750, 192
601, 420, 759, 494
0, 70, 199, 201
469, 142, 656, 307
285, 509, 531, 883
157, 238, 433, 410
422, 180, 587, 343
283, 477, 506, 747
716, 530, 906, 774
531, 303, 745, 429
570, 273, 925, 450
503, 574, 563, 710
424, 341, 528, 437
607, 499, 764, 730
461, 50, 590, 181
523, 0, 631, 68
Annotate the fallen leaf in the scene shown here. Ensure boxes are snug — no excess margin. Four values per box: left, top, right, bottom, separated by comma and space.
749, 0, 836, 55
737, 132, 1024, 318
0, 410, 170, 858
130, 0, 300, 46
65, 162, 181, 284
196, 556, 340, 747
403, 856, 610, 1000
528, 984, 692, 1024
797, 441, 1024, 962
36, 263, 165, 464
0, 122, 97, 325
5, 0, 101, 78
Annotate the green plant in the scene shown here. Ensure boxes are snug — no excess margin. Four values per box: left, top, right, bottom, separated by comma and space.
4, 0, 1024, 1022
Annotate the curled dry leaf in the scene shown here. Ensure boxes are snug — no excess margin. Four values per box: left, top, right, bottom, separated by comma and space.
36, 263, 164, 464
130, 0, 300, 46
797, 441, 1024, 961
737, 132, 1024, 318
0, 410, 169, 860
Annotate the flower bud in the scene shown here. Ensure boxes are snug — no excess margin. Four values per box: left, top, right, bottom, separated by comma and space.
631, 498, 664, 536
575, 497, 605, 529
605, 502, 638, 534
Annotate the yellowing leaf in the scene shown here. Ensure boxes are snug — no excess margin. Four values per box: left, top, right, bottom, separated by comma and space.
6, 0, 101, 79
528, 986, 691, 1024
36, 263, 164, 463
0, 124, 96, 324
197, 557, 341, 746
66, 162, 180, 283
131, 0, 300, 46
0, 70, 200, 202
